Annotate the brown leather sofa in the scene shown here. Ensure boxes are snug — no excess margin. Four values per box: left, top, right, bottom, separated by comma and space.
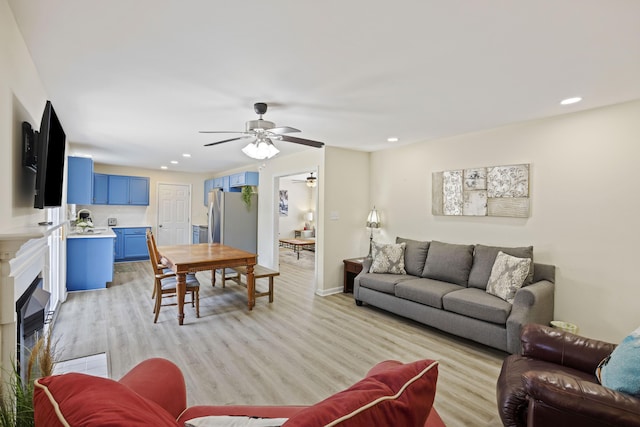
496, 323, 640, 427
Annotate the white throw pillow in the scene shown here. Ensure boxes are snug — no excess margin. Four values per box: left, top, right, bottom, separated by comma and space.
486, 251, 531, 303
369, 242, 407, 274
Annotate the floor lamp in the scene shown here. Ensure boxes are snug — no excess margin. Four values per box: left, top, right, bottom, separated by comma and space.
366, 206, 380, 257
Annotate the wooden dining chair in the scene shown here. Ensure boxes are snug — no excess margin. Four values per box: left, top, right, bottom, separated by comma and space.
145, 231, 200, 323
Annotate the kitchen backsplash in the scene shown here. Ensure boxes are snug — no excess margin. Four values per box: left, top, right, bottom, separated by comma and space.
73, 205, 149, 227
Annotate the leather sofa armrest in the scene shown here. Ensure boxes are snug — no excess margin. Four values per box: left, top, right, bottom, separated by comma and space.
118, 357, 187, 419
520, 324, 616, 373
523, 371, 640, 427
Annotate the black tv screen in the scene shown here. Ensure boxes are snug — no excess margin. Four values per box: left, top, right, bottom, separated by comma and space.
34, 101, 66, 209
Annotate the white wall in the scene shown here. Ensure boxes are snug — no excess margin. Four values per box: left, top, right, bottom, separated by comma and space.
370, 100, 640, 343
0, 0, 51, 230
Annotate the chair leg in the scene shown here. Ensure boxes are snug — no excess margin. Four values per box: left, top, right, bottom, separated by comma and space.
153, 290, 162, 323
268, 277, 274, 303
195, 289, 200, 318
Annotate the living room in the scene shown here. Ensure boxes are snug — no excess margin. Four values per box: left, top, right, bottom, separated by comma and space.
1, 1, 640, 426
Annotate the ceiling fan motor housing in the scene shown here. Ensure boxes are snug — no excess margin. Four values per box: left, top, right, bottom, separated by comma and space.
246, 119, 275, 132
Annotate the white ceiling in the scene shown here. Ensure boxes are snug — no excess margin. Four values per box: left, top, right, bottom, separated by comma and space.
8, 1, 640, 174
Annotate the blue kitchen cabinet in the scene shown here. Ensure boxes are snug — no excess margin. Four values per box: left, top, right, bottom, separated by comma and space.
129, 177, 149, 205
114, 227, 151, 261
113, 229, 124, 260
67, 157, 93, 204
93, 173, 109, 204
67, 236, 115, 291
108, 175, 129, 205
104, 175, 150, 206
229, 171, 259, 188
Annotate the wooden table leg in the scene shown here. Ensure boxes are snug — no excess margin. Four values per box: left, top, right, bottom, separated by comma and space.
268, 277, 274, 303
247, 264, 255, 310
211, 269, 216, 287
177, 272, 186, 325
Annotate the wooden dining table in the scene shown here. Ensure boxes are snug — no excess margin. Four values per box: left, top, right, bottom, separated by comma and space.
158, 243, 257, 325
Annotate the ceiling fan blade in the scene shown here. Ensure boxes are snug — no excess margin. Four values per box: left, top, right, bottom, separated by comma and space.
204, 136, 251, 147
269, 126, 301, 135
280, 135, 325, 148
199, 130, 245, 134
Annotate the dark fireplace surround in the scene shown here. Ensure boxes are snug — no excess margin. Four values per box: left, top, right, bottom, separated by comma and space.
15, 274, 50, 380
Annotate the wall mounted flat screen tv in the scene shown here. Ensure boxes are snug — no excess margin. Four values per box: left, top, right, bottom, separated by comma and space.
34, 101, 66, 209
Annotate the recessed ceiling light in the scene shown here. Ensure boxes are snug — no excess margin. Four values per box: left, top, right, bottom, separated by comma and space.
160, 166, 168, 170
387, 137, 399, 142
170, 160, 178, 164
560, 97, 582, 105
182, 153, 191, 158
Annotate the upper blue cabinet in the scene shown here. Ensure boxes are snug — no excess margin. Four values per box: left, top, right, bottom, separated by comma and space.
204, 172, 259, 205
93, 173, 150, 206
67, 156, 94, 204
229, 171, 259, 187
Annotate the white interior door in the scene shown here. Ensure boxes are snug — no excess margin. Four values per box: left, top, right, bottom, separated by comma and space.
157, 183, 191, 246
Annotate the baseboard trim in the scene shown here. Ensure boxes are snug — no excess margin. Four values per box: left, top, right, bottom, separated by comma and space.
315, 286, 343, 296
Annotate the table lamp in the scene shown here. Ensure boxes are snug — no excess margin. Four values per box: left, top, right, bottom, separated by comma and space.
366, 206, 380, 257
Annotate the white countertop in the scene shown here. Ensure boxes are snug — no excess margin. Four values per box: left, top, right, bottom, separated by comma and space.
67, 228, 116, 239
109, 225, 153, 229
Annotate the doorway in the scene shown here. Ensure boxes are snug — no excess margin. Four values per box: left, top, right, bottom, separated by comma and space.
156, 183, 191, 245
276, 171, 317, 276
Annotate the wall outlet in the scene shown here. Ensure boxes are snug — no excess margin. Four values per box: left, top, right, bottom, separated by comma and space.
107, 218, 117, 226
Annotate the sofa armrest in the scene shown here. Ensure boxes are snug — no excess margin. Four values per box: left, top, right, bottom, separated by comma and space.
519, 324, 616, 373
118, 357, 187, 420
523, 371, 640, 427
353, 257, 372, 300
505, 280, 555, 354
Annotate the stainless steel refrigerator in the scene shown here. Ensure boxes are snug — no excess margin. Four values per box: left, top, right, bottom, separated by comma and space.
207, 188, 258, 255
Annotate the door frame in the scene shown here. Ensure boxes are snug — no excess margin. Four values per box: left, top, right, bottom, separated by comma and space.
155, 182, 192, 246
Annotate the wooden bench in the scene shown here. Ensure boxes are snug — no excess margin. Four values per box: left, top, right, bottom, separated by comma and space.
221, 265, 279, 303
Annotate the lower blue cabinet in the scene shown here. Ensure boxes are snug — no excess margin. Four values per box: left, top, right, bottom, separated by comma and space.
114, 227, 151, 261
67, 237, 115, 291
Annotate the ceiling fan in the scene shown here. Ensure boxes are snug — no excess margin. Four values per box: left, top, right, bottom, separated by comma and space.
200, 102, 325, 160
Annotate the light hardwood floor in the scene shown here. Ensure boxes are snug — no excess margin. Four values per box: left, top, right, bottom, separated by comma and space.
52, 249, 505, 426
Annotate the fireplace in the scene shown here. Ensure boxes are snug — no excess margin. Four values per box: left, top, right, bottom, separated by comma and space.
15, 275, 50, 380
0, 224, 65, 390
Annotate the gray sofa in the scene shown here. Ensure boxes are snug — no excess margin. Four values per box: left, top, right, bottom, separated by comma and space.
353, 238, 555, 354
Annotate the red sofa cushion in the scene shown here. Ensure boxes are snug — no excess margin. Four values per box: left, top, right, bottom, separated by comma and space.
33, 373, 180, 427
283, 359, 438, 427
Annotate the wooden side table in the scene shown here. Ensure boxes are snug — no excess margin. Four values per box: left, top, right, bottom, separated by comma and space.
343, 257, 365, 293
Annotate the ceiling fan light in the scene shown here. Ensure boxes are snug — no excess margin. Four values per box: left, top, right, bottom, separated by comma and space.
306, 172, 317, 187
242, 139, 279, 160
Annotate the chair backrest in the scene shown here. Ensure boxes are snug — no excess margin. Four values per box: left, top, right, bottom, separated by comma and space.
146, 230, 163, 275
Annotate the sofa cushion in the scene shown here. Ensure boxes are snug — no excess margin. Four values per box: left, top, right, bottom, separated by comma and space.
468, 244, 534, 289
442, 288, 513, 324
33, 373, 180, 427
486, 251, 531, 303
395, 278, 464, 309
369, 242, 407, 274
421, 241, 474, 286
283, 359, 438, 427
396, 237, 430, 277
358, 272, 412, 294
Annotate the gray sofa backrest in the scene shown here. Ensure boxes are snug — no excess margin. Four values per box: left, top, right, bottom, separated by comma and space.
532, 263, 555, 283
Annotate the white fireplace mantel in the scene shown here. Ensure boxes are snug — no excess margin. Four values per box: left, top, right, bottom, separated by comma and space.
0, 222, 66, 387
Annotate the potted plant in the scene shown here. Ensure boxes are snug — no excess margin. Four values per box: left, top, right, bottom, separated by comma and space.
241, 185, 255, 209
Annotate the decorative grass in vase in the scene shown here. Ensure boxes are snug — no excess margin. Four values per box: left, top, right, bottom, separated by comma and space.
0, 329, 57, 427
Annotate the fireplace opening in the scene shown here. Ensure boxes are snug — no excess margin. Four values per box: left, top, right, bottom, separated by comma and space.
15, 275, 51, 382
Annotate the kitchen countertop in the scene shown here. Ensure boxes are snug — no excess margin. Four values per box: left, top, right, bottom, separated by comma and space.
110, 225, 153, 229
67, 228, 116, 239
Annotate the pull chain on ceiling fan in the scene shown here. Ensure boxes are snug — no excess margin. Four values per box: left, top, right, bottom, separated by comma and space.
200, 102, 325, 160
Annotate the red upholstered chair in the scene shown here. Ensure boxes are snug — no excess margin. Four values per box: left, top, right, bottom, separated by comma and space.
33, 357, 446, 427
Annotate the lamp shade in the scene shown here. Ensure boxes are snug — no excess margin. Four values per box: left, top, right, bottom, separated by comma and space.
304, 211, 313, 222
242, 138, 280, 160
366, 206, 380, 228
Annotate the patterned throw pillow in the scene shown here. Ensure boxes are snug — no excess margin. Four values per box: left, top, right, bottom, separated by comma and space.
596, 326, 640, 397
369, 242, 406, 274
485, 251, 531, 303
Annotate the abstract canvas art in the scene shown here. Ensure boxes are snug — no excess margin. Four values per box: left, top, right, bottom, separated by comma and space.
433, 164, 530, 218
279, 190, 288, 216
